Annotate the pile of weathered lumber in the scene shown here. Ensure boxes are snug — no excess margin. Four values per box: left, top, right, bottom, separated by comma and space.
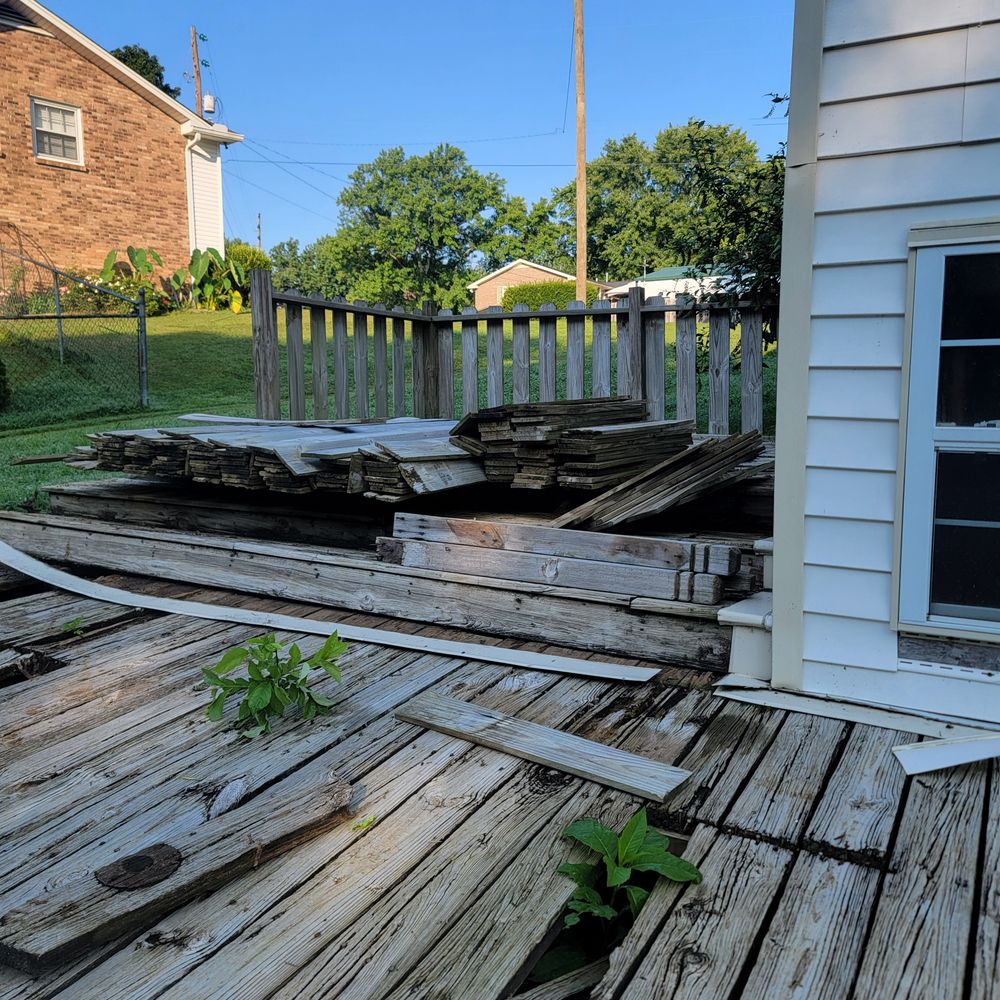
88, 417, 483, 502
553, 432, 768, 529
555, 419, 695, 489
451, 398, 657, 489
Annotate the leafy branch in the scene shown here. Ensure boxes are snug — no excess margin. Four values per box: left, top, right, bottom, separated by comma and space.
203, 633, 347, 738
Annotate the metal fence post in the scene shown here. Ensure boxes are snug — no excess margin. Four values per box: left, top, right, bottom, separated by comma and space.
52, 271, 65, 364
137, 288, 149, 407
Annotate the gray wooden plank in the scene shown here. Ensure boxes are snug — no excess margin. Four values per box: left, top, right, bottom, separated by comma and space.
855, 761, 988, 999
740, 852, 880, 1000
723, 712, 848, 843
250, 270, 280, 420
804, 724, 916, 863
515, 961, 608, 1000
436, 313, 455, 418
461, 307, 479, 415
566, 300, 585, 399
485, 307, 504, 407
740, 307, 764, 433
707, 308, 730, 436
395, 692, 689, 800
971, 760, 1000, 1000
592, 299, 612, 398
285, 303, 306, 421
643, 296, 666, 420
331, 305, 349, 419
397, 460, 487, 494
351, 305, 370, 419
512, 304, 531, 403
675, 297, 697, 423
538, 304, 557, 402
372, 311, 388, 419
617, 291, 644, 400
309, 307, 328, 419
596, 826, 793, 1000
391, 307, 407, 418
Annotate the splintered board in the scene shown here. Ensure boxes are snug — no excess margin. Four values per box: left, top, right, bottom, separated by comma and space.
396, 692, 690, 800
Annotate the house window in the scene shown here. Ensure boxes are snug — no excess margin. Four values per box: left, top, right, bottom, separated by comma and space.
899, 240, 1000, 632
31, 98, 83, 164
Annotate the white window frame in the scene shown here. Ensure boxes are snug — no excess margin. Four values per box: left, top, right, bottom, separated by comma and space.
30, 97, 84, 166
897, 227, 1000, 639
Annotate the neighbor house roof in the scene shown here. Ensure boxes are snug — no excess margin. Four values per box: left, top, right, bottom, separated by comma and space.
467, 259, 577, 291
5, 0, 243, 145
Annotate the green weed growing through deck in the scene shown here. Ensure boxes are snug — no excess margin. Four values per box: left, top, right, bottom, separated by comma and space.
203, 632, 347, 738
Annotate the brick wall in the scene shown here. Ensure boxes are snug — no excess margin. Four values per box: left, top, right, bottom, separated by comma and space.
472, 263, 572, 309
0, 25, 191, 272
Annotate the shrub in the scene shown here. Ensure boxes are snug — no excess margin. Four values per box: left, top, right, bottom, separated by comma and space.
501, 280, 601, 311
170, 248, 247, 312
61, 268, 173, 316
225, 241, 271, 293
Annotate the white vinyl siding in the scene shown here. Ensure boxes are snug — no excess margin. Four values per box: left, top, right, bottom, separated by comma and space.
31, 97, 82, 164
792, 0, 1000, 707
187, 142, 224, 253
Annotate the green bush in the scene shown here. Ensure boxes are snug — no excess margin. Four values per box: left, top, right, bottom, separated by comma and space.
225, 241, 272, 292
61, 270, 173, 316
501, 280, 601, 311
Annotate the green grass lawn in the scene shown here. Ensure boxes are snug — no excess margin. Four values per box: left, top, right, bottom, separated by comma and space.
0, 309, 777, 511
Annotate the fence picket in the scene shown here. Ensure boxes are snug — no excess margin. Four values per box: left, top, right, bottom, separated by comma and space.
392, 306, 407, 418
310, 307, 328, 419
538, 304, 557, 402
353, 302, 370, 419
512, 304, 531, 403
250, 269, 280, 419
741, 307, 764, 433
675, 295, 697, 422
566, 300, 585, 399
708, 307, 730, 435
485, 306, 504, 407
461, 307, 480, 415
372, 309, 388, 418
285, 302, 306, 420
437, 309, 455, 419
331, 300, 349, 419
643, 295, 666, 420
591, 300, 611, 398
617, 290, 644, 400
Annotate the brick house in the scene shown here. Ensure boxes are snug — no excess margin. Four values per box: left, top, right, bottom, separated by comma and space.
0, 0, 242, 272
468, 259, 609, 309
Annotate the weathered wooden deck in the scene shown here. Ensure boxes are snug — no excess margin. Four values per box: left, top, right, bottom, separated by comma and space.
0, 577, 995, 999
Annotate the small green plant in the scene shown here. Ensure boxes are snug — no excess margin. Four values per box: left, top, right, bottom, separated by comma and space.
60, 616, 85, 636
351, 815, 377, 832
171, 248, 247, 313
203, 632, 348, 738
527, 808, 701, 984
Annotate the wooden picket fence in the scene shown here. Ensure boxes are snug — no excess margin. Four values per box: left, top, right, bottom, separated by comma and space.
249, 269, 765, 434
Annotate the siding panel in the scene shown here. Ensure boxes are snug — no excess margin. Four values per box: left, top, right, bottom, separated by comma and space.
806, 417, 898, 471
803, 565, 893, 622
819, 30, 970, 103
822, 0, 1000, 47
808, 369, 901, 421
816, 144, 1000, 213
809, 316, 904, 367
804, 516, 895, 571
811, 262, 908, 315
966, 21, 1000, 80
804, 467, 897, 521
963, 82, 1000, 142
803, 612, 899, 669
189, 144, 223, 252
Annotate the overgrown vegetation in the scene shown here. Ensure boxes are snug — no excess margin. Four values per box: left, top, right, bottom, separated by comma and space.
171, 248, 247, 313
203, 633, 348, 738
530, 808, 701, 983
501, 280, 601, 310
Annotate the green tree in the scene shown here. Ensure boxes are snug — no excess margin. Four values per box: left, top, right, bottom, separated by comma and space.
479, 194, 574, 275
111, 45, 181, 100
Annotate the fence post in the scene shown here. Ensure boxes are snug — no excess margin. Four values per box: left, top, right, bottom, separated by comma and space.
708, 306, 730, 436
566, 300, 586, 399
461, 306, 479, 415
52, 271, 65, 364
740, 307, 764, 432
285, 302, 306, 421
411, 301, 436, 419
643, 295, 666, 420
250, 269, 280, 419
675, 294, 697, 424
511, 303, 531, 403
137, 287, 149, 408
617, 287, 645, 402
436, 308, 456, 419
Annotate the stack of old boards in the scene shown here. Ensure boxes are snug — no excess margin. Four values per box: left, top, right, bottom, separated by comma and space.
378, 513, 744, 606
554, 431, 769, 529
451, 398, 692, 490
87, 416, 482, 502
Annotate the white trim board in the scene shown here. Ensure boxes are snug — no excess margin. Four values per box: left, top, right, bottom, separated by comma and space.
0, 540, 658, 684
893, 733, 1000, 774
714, 677, 994, 739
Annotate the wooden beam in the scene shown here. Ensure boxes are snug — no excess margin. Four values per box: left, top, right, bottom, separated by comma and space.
249, 270, 280, 420
310, 307, 328, 419
395, 693, 689, 800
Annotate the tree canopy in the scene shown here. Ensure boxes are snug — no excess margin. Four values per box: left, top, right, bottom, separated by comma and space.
111, 45, 182, 100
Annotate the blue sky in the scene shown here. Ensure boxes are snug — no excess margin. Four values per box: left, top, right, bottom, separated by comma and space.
53, 0, 794, 250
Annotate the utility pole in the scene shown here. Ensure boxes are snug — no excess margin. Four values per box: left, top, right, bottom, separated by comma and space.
256, 213, 262, 250
573, 0, 587, 301
190, 26, 203, 116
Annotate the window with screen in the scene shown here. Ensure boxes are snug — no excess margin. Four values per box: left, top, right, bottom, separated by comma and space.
31, 98, 82, 164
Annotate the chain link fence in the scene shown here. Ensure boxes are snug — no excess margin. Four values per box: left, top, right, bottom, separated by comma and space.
0, 247, 147, 431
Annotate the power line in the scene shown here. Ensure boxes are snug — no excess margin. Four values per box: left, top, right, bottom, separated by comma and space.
240, 138, 344, 200
223, 166, 339, 224
244, 128, 565, 148
245, 137, 350, 184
